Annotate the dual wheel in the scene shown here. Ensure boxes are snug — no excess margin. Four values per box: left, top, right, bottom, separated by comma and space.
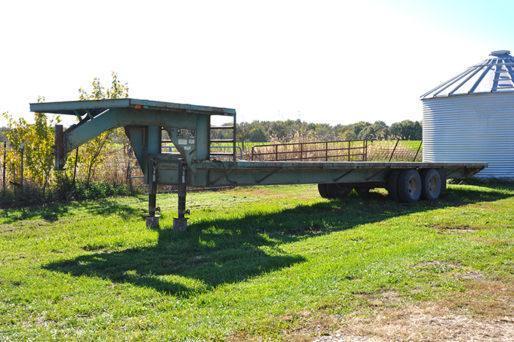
318, 168, 446, 203
388, 168, 445, 203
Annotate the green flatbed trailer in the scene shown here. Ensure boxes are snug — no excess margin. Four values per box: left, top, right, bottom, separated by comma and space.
30, 99, 486, 230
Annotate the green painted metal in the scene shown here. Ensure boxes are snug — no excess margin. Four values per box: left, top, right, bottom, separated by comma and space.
30, 98, 236, 116
30, 99, 236, 169
164, 160, 484, 187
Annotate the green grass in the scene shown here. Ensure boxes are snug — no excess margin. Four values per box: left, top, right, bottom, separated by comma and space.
0, 183, 512, 340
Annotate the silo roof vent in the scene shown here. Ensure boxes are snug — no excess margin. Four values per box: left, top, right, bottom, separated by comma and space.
421, 49, 514, 99
490, 50, 510, 57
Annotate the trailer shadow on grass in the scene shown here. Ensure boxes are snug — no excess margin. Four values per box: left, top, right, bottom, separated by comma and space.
45, 184, 512, 297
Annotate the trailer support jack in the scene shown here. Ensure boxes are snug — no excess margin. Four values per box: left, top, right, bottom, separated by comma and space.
173, 159, 188, 232
146, 160, 160, 229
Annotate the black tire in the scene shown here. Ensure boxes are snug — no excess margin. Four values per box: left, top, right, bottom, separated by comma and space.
330, 183, 353, 198
421, 169, 442, 201
439, 169, 447, 196
387, 170, 400, 201
398, 169, 422, 203
318, 184, 331, 199
318, 183, 352, 199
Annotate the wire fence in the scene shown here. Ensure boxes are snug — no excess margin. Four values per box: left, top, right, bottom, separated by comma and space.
0, 138, 422, 205
0, 142, 147, 202
366, 139, 423, 162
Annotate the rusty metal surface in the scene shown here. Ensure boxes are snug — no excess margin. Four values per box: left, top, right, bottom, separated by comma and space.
193, 160, 487, 170
184, 160, 487, 187
250, 139, 424, 163
251, 140, 367, 162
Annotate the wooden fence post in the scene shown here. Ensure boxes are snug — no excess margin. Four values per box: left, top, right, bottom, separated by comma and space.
126, 146, 134, 194
389, 139, 400, 162
11, 162, 15, 193
72, 147, 79, 187
413, 140, 423, 162
20, 144, 24, 191
2, 141, 6, 194
363, 140, 368, 161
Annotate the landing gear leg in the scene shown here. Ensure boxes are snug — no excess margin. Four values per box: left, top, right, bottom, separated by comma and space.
146, 160, 160, 228
173, 159, 188, 232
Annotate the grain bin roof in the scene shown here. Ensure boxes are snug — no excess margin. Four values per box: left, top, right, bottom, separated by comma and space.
421, 50, 514, 99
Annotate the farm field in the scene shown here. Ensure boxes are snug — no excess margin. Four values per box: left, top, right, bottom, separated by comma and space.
210, 139, 423, 162
0, 182, 512, 340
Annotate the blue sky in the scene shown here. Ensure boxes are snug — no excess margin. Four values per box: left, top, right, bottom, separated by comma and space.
0, 0, 512, 125
395, 0, 514, 44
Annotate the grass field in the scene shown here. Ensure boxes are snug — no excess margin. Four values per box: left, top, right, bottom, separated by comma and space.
0, 182, 512, 340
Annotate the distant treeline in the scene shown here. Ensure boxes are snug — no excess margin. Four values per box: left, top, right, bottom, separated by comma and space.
212, 119, 422, 143
0, 119, 423, 144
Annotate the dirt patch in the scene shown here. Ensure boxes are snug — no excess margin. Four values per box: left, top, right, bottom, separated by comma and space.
286, 279, 513, 341
280, 312, 340, 342
456, 270, 484, 281
0, 225, 17, 233
432, 224, 478, 233
356, 290, 404, 308
415, 260, 460, 273
315, 305, 513, 341
443, 278, 513, 318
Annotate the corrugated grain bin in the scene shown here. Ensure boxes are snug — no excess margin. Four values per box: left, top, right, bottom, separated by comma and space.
421, 50, 514, 179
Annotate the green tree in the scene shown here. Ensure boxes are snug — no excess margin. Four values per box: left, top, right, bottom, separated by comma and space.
390, 120, 422, 140
76, 72, 129, 184
340, 121, 370, 140
2, 102, 59, 194
371, 121, 389, 139
247, 127, 268, 142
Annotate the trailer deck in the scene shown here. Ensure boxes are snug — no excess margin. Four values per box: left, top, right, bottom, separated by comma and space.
30, 98, 486, 230
188, 160, 483, 186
